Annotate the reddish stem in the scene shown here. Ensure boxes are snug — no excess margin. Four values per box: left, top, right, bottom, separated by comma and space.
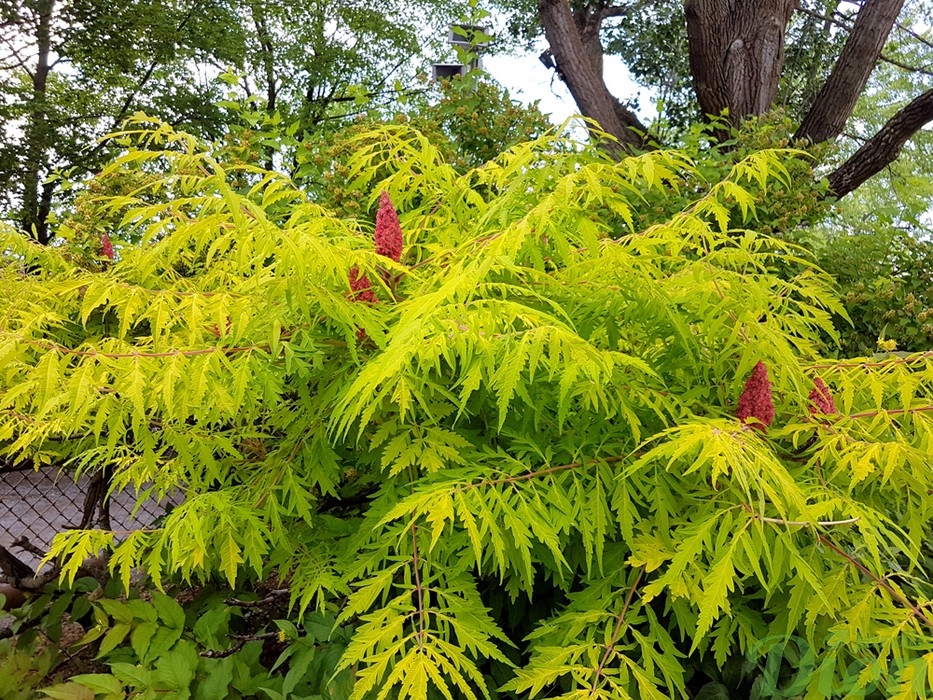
809, 351, 933, 371
456, 454, 632, 493
818, 534, 933, 630
589, 568, 645, 696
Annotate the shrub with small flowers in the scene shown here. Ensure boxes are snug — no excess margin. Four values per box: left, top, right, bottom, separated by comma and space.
2, 119, 933, 699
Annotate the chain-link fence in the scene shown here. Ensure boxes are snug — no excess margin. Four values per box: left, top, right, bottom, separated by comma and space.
0, 466, 182, 570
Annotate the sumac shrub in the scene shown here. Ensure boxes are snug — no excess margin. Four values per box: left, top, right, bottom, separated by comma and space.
1, 120, 932, 699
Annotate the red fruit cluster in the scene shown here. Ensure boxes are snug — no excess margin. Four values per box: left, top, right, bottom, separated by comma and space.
347, 191, 404, 342
808, 377, 837, 415
736, 361, 775, 431
374, 191, 403, 262
101, 234, 115, 260
348, 266, 378, 304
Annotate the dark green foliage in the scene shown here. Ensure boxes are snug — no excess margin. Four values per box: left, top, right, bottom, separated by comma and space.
3, 576, 354, 700
815, 229, 933, 355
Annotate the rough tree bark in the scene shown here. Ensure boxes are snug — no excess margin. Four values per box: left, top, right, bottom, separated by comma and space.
537, 0, 645, 151
684, 0, 798, 121
827, 88, 933, 198
796, 0, 906, 143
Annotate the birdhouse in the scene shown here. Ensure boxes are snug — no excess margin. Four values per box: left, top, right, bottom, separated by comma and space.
432, 24, 490, 81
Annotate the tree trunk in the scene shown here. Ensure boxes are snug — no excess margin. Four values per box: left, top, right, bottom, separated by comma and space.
250, 1, 277, 113
250, 1, 277, 171
826, 88, 933, 198
537, 0, 644, 152
21, 0, 56, 245
73, 465, 114, 530
796, 0, 905, 143
684, 0, 797, 122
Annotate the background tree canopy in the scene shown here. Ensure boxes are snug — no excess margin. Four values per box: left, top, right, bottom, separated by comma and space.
0, 0, 473, 244
4, 1, 931, 246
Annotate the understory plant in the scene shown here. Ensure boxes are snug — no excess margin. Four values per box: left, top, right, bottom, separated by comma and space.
1, 119, 932, 699
812, 227, 933, 355
1, 575, 352, 700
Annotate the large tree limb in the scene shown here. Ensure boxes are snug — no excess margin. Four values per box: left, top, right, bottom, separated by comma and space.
537, 0, 644, 152
575, 4, 646, 139
796, 0, 905, 143
826, 88, 933, 198
795, 5, 933, 77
